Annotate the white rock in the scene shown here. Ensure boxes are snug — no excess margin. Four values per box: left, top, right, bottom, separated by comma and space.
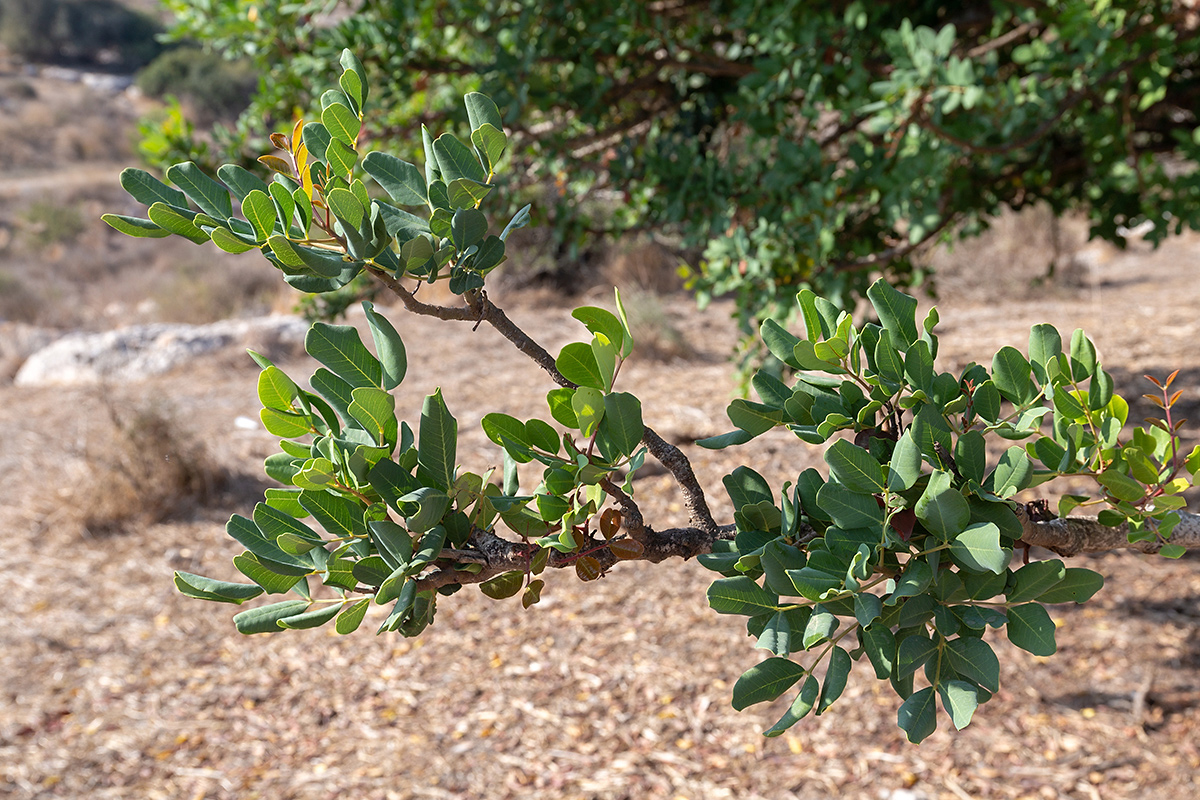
14, 316, 308, 387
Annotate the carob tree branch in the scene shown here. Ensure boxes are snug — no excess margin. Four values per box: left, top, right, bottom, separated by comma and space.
1016, 505, 1200, 556
370, 268, 721, 533
413, 521, 737, 593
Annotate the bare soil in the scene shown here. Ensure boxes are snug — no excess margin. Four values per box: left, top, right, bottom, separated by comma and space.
3, 52, 1200, 800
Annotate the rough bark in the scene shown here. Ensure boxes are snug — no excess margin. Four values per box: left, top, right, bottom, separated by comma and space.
1017, 507, 1200, 556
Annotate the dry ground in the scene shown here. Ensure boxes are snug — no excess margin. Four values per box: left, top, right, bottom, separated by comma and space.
3, 52, 1200, 800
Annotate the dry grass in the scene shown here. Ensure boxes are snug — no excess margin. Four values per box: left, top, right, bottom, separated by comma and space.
71, 391, 230, 537
620, 289, 696, 362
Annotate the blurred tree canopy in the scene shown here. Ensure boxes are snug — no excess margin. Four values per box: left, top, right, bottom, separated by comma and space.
0, 0, 162, 68
153, 0, 1200, 338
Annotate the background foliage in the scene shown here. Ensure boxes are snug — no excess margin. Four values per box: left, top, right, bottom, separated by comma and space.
0, 0, 162, 68
151, 0, 1200, 348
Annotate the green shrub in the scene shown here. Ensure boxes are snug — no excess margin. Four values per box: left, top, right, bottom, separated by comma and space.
136, 46, 256, 123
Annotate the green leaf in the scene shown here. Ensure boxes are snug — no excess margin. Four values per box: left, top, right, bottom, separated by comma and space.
897, 687, 938, 743
242, 189, 277, 242
1028, 323, 1062, 384
599, 392, 644, 457
945, 637, 1000, 692
861, 624, 897, 679
1007, 559, 1066, 603
369, 519, 413, 569
408, 525, 448, 574
867, 278, 919, 347
1069, 328, 1097, 381
464, 92, 504, 135
707, 576, 779, 616
278, 603, 341, 630
232, 552, 305, 593
259, 407, 310, 438
305, 323, 383, 389
322, 102, 361, 145
336, 598, 370, 634
571, 387, 605, 437
1006, 603, 1057, 656
896, 633, 937, 678
120, 167, 188, 208
854, 592, 883, 627
362, 301, 407, 389
1089, 369, 1114, 411
754, 611, 793, 656
991, 346, 1034, 404
825, 439, 885, 493
816, 482, 883, 530
470, 123, 507, 173
400, 487, 450, 533
323, 138, 355, 179
732, 657, 807, 710
524, 419, 560, 454
990, 446, 1033, 498
950, 523, 1006, 574
760, 319, 802, 369
327, 187, 365, 229
887, 430, 923, 491
889, 560, 933, 603
450, 207, 488, 249
147, 202, 209, 244
802, 604, 838, 648
433, 132, 487, 184
762, 675, 819, 736
218, 164, 270, 202
915, 470, 970, 539
817, 646, 852, 714
727, 398, 783, 436
696, 429, 755, 449
362, 151, 428, 206
100, 213, 168, 238
297, 490, 361, 540
480, 570, 524, 600
1097, 468, 1146, 503
350, 386, 397, 445
556, 342, 605, 389
482, 413, 534, 462
971, 381, 1002, 423
954, 430, 987, 484
233, 599, 311, 634
418, 389, 457, 490
210, 226, 257, 254
174, 571, 264, 604
446, 178, 493, 209
339, 49, 368, 108
352, 556, 393, 587
1036, 568, 1104, 603
267, 235, 345, 278
231, 512, 311, 569
546, 388, 578, 429
939, 680, 980, 730
166, 161, 233, 220
572, 307, 627, 357
500, 203, 531, 241
785, 566, 843, 601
